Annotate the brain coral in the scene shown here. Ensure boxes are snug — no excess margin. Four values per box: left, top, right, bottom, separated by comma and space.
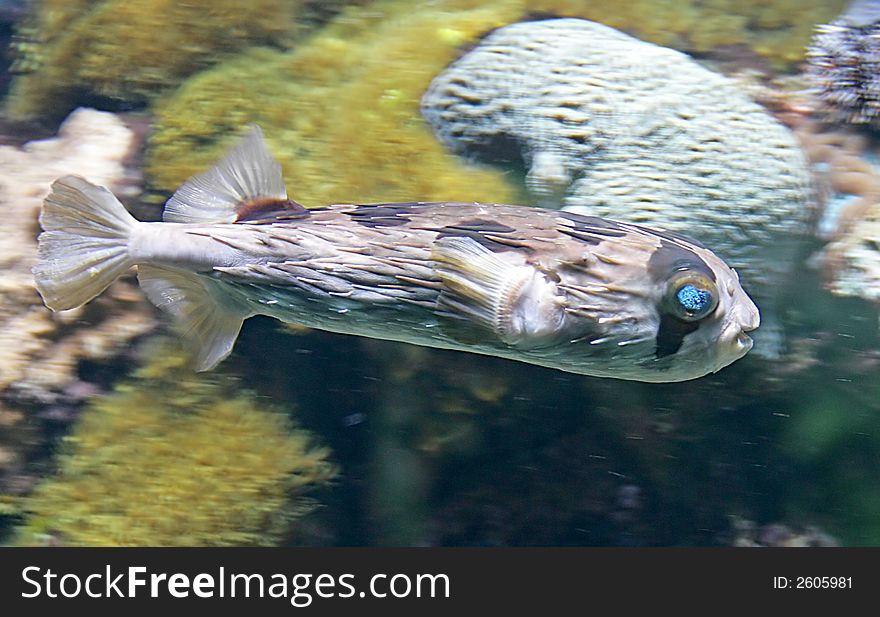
421, 18, 813, 352
15, 342, 336, 546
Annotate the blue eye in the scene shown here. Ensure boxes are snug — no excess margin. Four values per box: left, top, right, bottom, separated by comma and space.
676, 284, 712, 314
666, 275, 719, 321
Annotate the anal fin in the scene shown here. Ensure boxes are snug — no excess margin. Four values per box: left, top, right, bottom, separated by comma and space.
137, 265, 250, 371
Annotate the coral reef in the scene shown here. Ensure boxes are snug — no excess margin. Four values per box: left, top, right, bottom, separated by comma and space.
525, 0, 846, 68
18, 0, 874, 548
9, 0, 845, 124
145, 0, 842, 207
0, 108, 156, 498
14, 341, 336, 546
5, 0, 306, 121
0, 1, 27, 96
794, 123, 878, 235
0, 108, 155, 399
823, 200, 880, 303
791, 120, 880, 306
422, 18, 813, 353
730, 71, 880, 311
807, 0, 880, 127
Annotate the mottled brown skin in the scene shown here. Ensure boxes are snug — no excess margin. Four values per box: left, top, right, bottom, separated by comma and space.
166, 200, 752, 381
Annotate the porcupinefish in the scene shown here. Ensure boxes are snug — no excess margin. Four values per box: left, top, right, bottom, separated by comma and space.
33, 127, 759, 382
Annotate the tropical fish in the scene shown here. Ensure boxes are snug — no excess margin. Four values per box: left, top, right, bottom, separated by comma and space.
33, 127, 759, 382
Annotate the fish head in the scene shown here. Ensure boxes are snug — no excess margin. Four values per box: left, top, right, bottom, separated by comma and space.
561, 225, 760, 382
635, 231, 760, 381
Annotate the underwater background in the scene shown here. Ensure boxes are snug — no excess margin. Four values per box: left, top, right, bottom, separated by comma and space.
2, 0, 880, 547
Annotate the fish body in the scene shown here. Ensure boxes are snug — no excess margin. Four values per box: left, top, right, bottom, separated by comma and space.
34, 128, 759, 382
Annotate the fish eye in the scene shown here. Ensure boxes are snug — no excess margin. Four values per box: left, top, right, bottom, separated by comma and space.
664, 273, 719, 322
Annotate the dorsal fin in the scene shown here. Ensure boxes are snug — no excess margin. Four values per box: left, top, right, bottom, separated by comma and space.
162, 125, 302, 224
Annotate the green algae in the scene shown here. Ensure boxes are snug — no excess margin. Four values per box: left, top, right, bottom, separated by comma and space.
528, 0, 846, 66
145, 2, 522, 207
14, 341, 336, 546
528, 0, 847, 66
9, 0, 847, 118
6, 0, 312, 121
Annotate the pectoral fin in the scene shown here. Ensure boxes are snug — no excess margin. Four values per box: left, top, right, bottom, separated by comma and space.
432, 236, 565, 346
137, 265, 250, 371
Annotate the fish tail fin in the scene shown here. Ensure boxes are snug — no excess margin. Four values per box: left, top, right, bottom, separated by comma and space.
33, 175, 137, 311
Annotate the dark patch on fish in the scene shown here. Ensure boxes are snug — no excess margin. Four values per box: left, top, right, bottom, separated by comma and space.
557, 211, 627, 245
558, 211, 628, 234
648, 227, 706, 249
655, 313, 699, 358
434, 219, 528, 253
347, 203, 421, 228
557, 227, 603, 245
442, 219, 516, 235
235, 197, 309, 224
647, 240, 716, 282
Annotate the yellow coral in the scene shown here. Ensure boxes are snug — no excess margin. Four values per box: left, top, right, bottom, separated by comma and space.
526, 0, 847, 65
146, 1, 522, 207
6, 0, 301, 121
14, 341, 336, 546
145, 0, 845, 206
8, 0, 849, 123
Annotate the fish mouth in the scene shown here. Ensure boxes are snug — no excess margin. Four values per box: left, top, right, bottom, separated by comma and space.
710, 327, 754, 374
743, 309, 760, 333
730, 295, 760, 354
735, 309, 759, 352
735, 330, 754, 353
717, 315, 757, 366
